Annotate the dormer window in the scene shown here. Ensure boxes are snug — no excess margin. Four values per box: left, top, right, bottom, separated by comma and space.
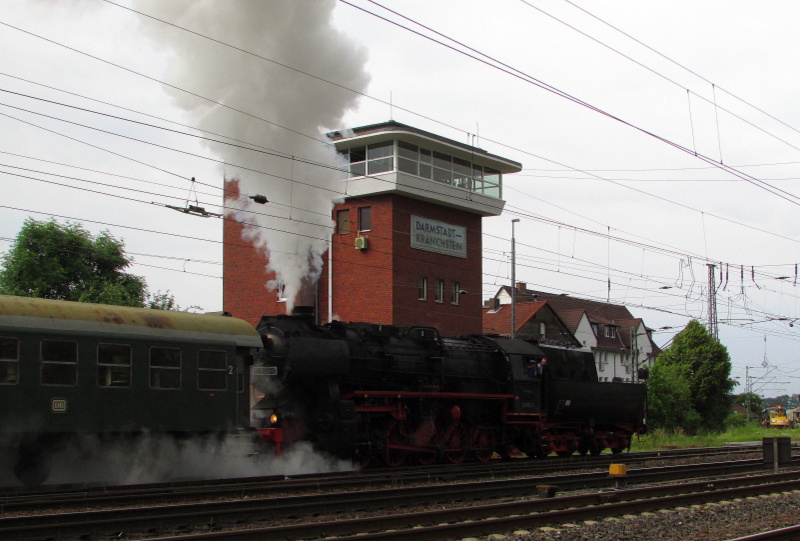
604, 326, 616, 338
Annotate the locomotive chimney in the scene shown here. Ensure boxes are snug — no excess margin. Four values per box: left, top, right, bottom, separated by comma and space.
291, 305, 316, 324
294, 275, 317, 311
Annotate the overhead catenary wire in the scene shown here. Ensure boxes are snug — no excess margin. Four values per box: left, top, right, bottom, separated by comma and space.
519, 0, 800, 159
3, 83, 796, 334
559, 0, 800, 145
1, 5, 800, 346
4, 8, 799, 251
4, 81, 799, 268
3, 199, 796, 345
342, 0, 800, 207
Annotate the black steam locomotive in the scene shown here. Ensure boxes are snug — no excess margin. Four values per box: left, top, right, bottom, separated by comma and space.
252, 312, 647, 466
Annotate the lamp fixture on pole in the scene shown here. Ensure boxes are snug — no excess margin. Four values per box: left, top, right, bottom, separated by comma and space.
511, 218, 520, 339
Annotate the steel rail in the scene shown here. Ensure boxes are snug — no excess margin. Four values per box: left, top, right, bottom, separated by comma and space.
727, 524, 800, 541
139, 472, 800, 540
0, 445, 765, 514
0, 459, 794, 540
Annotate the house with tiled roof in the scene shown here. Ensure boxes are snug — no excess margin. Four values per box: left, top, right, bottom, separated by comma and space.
482, 300, 581, 348
489, 283, 660, 382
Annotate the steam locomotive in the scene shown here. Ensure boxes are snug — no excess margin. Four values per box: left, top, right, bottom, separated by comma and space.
0, 294, 646, 485
252, 312, 647, 466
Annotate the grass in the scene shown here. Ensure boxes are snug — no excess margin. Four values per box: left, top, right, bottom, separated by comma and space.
631, 424, 798, 451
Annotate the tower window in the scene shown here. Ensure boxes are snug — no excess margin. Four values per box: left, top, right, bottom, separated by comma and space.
366, 141, 393, 174
418, 276, 427, 300
341, 139, 502, 198
336, 209, 350, 235
358, 206, 372, 232
451, 282, 461, 305
276, 281, 287, 302
344, 143, 394, 176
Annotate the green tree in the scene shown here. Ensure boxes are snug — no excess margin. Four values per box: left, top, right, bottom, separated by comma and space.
146, 289, 200, 312
762, 394, 797, 410
653, 320, 735, 431
0, 218, 182, 310
646, 361, 702, 432
733, 392, 764, 416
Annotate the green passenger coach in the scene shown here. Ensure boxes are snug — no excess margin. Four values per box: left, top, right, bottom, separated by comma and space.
0, 294, 263, 486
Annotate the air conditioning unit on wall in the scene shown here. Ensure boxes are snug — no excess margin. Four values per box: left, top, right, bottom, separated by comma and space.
355, 236, 369, 250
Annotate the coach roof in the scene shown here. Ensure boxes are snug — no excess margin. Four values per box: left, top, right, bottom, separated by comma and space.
0, 295, 263, 348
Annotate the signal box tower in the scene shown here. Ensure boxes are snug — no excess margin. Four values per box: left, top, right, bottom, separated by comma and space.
223, 121, 521, 337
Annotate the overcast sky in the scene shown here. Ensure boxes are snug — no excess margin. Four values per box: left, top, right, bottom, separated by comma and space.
1, 0, 798, 396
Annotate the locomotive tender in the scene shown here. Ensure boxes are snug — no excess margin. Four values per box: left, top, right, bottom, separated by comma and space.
0, 294, 646, 484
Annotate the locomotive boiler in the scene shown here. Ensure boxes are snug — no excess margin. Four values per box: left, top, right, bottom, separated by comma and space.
252, 313, 647, 466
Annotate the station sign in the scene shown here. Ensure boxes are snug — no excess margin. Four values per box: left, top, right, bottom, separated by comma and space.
410, 216, 467, 258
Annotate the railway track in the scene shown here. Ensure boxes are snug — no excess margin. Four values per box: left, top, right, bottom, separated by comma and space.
0, 445, 763, 513
0, 451, 794, 540
141, 471, 800, 540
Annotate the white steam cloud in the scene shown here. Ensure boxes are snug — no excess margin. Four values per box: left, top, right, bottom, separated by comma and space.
135, 0, 370, 312
1, 435, 355, 487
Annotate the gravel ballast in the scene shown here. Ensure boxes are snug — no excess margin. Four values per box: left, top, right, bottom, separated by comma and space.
472, 488, 800, 541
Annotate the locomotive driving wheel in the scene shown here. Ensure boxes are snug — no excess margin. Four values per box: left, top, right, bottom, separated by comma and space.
535, 431, 552, 458
443, 423, 468, 464
384, 421, 407, 467
413, 420, 439, 465
470, 428, 495, 463
610, 430, 628, 454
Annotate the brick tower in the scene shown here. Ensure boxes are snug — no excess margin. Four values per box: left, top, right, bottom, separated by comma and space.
223, 121, 520, 337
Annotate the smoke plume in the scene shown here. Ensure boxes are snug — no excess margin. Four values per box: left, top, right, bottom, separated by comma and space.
135, 0, 370, 312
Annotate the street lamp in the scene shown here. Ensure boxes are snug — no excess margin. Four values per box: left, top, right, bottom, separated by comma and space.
511, 218, 520, 339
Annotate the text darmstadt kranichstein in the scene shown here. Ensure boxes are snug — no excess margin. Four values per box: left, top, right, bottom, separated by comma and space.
410, 216, 467, 258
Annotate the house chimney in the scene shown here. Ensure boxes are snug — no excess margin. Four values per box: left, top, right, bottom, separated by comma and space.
516, 282, 527, 291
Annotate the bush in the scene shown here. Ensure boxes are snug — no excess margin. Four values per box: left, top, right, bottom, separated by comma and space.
724, 413, 748, 429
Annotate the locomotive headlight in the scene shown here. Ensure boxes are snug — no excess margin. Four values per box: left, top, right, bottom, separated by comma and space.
269, 413, 279, 425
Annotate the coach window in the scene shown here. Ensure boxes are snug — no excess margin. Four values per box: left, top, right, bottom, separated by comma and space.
336, 209, 350, 235
150, 347, 181, 389
0, 337, 19, 384
41, 340, 78, 386
358, 206, 372, 232
418, 276, 427, 300
435, 279, 444, 303
97, 344, 131, 387
198, 350, 227, 391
